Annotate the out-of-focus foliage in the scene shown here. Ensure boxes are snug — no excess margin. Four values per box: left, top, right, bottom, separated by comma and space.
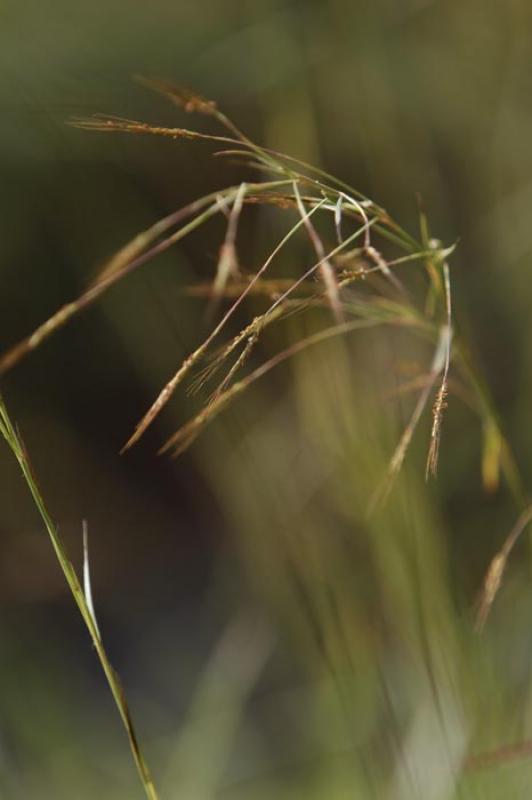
2, 1, 532, 797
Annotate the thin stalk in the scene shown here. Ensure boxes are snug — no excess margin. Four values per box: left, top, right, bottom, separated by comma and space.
0, 395, 159, 800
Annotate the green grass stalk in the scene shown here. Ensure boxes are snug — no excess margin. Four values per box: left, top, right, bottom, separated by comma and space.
0, 395, 159, 800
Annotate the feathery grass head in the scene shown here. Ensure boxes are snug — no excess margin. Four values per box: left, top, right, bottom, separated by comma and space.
3, 76, 532, 794
3, 80, 529, 606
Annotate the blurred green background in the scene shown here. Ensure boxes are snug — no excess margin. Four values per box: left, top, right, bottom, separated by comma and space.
2, 1, 532, 797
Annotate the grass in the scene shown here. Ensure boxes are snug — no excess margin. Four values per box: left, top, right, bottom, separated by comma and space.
1, 78, 532, 796
2, 80, 522, 498
0, 396, 159, 799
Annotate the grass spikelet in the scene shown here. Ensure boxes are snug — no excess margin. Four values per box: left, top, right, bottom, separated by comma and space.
426, 381, 449, 478
187, 313, 270, 399
135, 75, 251, 146
475, 505, 532, 632
426, 260, 452, 478
208, 331, 260, 404
159, 318, 382, 457
370, 323, 452, 512
135, 76, 218, 116
183, 277, 313, 300
70, 114, 235, 145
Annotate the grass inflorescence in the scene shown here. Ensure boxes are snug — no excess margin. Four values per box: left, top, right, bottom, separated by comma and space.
2, 78, 532, 792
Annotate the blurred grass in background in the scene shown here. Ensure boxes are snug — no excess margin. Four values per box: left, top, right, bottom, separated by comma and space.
2, 0, 532, 797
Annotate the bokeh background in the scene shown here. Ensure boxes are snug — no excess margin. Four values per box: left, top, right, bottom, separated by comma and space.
2, 1, 532, 797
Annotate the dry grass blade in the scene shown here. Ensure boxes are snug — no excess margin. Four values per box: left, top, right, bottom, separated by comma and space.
183, 277, 312, 300
208, 182, 247, 320
292, 181, 343, 323
92, 191, 223, 287
0, 199, 222, 375
0, 180, 292, 376
475, 505, 532, 632
0, 395, 158, 799
334, 195, 343, 244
